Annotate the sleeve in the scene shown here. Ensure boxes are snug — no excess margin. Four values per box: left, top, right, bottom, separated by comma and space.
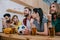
43, 17, 48, 23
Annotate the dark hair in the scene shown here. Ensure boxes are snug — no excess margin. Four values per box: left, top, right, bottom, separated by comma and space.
33, 8, 43, 26
3, 13, 11, 17
24, 7, 31, 12
6, 20, 11, 23
52, 13, 57, 20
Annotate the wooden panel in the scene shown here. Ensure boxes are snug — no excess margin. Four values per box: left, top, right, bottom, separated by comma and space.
38, 0, 49, 15
19, 0, 39, 7
6, 9, 23, 15
11, 0, 49, 15
11, 0, 34, 8
0, 33, 26, 40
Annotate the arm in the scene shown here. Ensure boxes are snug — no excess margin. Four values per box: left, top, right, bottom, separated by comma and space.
48, 14, 52, 21
48, 14, 52, 27
37, 23, 48, 36
2, 18, 7, 28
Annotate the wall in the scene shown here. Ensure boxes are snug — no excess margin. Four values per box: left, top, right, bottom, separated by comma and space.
0, 0, 25, 32
38, 0, 49, 15
19, 0, 39, 8
0, 0, 25, 21
16, 0, 49, 15
0, 0, 49, 32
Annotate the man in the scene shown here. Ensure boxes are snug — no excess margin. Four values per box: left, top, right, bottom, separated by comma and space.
48, 2, 60, 35
2, 13, 11, 28
23, 7, 32, 34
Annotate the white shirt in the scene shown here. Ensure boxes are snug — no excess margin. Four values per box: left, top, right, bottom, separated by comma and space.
27, 19, 31, 31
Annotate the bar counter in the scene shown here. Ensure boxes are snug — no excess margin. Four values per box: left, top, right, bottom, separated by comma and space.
0, 33, 60, 40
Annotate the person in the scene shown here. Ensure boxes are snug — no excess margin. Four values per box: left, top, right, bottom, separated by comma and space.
48, 2, 60, 35
2, 13, 11, 28
23, 7, 32, 34
11, 15, 22, 33
52, 13, 57, 27
30, 8, 48, 35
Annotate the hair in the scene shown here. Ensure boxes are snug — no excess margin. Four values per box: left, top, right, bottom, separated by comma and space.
3, 13, 11, 17
50, 2, 60, 18
33, 8, 43, 26
12, 15, 19, 25
52, 13, 57, 20
50, 2, 60, 14
57, 4, 60, 18
24, 7, 32, 12
12, 15, 18, 21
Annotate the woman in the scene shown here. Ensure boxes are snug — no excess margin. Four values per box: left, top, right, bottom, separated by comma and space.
30, 8, 48, 35
12, 15, 22, 33
12, 15, 29, 34
49, 3, 60, 35
2, 13, 11, 28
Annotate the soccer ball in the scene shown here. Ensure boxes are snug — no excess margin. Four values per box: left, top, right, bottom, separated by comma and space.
18, 25, 26, 34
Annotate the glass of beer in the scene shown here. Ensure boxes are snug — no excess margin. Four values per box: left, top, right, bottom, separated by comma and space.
49, 27, 55, 37
10, 28, 16, 34
31, 27, 36, 35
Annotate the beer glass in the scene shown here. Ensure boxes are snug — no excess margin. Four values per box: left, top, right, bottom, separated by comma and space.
49, 27, 55, 37
31, 27, 36, 35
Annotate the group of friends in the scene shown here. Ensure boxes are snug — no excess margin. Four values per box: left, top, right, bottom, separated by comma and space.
2, 2, 60, 36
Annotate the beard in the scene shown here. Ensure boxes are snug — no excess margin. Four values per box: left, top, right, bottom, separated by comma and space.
24, 14, 29, 17
6, 19, 11, 23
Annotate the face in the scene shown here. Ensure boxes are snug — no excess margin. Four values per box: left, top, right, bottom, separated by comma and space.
5, 16, 10, 20
32, 12, 37, 19
24, 8, 30, 17
50, 4, 57, 14
13, 16, 18, 22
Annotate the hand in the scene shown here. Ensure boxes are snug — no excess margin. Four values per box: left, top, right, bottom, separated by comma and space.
23, 28, 30, 35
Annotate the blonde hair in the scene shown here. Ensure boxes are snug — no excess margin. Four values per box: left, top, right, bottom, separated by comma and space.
12, 15, 19, 21
12, 15, 19, 25
57, 4, 60, 18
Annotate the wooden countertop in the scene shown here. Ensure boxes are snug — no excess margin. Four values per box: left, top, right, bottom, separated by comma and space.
0, 33, 60, 40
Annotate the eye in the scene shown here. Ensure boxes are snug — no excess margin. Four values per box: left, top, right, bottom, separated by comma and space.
25, 10, 27, 12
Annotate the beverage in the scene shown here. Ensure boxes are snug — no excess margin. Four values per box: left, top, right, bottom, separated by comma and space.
10, 28, 16, 34
31, 27, 36, 35
49, 27, 55, 37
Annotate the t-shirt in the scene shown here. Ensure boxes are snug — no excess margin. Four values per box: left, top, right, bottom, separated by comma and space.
23, 18, 31, 31
52, 18, 60, 32
27, 19, 31, 31
33, 16, 47, 32
15, 21, 22, 31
